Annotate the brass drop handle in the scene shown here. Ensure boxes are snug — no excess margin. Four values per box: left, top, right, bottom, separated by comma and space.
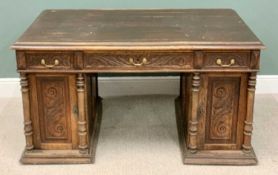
41, 59, 59, 68
129, 57, 148, 66
216, 58, 235, 67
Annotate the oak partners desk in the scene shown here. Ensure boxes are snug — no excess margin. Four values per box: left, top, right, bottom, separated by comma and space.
11, 9, 265, 165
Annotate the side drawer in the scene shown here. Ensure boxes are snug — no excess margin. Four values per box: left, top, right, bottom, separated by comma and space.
83, 51, 194, 71
203, 52, 250, 69
25, 52, 74, 70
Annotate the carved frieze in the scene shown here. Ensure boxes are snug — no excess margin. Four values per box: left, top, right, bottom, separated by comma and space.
84, 52, 193, 69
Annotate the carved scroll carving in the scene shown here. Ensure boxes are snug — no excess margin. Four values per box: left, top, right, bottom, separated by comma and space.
205, 77, 240, 144
37, 77, 71, 142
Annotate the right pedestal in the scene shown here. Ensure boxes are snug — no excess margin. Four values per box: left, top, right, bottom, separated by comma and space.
176, 73, 258, 165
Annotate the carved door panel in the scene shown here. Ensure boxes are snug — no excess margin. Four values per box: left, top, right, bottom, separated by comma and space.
30, 74, 78, 150
198, 73, 247, 150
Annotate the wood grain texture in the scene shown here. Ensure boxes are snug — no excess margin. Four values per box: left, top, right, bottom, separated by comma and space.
20, 73, 34, 150
36, 77, 71, 142
25, 51, 73, 69
176, 93, 257, 165
187, 73, 200, 153
203, 51, 250, 69
17, 49, 261, 73
29, 74, 78, 150
76, 74, 89, 153
198, 73, 247, 150
250, 50, 260, 69
84, 51, 193, 70
16, 51, 26, 70
13, 9, 263, 165
206, 77, 240, 145
20, 98, 103, 164
243, 72, 257, 152
74, 51, 84, 70
11, 9, 265, 50
182, 146, 257, 165
193, 51, 203, 69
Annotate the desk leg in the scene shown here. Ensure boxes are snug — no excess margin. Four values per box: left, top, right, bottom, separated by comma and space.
77, 74, 88, 153
76, 73, 102, 163
176, 73, 200, 162
188, 73, 200, 153
242, 73, 257, 152
20, 73, 34, 151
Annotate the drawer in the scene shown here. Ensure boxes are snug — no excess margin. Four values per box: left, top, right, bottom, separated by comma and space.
25, 52, 74, 69
203, 52, 250, 69
84, 52, 193, 70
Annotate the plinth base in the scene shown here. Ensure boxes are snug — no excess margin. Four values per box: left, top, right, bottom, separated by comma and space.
183, 147, 257, 165
175, 97, 257, 165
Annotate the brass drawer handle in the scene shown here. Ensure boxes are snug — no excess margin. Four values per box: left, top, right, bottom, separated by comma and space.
41, 59, 59, 68
129, 57, 148, 66
216, 58, 235, 67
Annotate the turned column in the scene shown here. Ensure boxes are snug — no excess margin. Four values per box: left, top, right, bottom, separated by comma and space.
20, 73, 34, 150
188, 73, 200, 153
76, 73, 88, 153
243, 72, 257, 152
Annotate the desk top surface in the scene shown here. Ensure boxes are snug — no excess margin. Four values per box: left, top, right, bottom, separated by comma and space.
12, 9, 264, 50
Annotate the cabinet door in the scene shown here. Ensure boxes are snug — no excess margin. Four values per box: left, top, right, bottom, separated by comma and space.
30, 74, 78, 150
198, 73, 247, 150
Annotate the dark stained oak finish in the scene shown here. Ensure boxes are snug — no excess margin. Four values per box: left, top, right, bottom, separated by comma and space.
12, 9, 264, 165
83, 51, 194, 71
25, 52, 74, 70
32, 75, 76, 149
12, 9, 264, 50
203, 51, 250, 69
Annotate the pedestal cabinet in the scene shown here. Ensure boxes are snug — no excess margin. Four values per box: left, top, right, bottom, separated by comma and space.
20, 73, 100, 163
179, 72, 257, 164
11, 9, 264, 165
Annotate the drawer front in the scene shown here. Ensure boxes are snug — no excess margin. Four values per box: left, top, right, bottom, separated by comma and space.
203, 52, 250, 69
25, 52, 73, 69
84, 52, 193, 70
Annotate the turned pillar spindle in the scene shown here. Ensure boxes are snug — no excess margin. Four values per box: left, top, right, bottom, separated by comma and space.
242, 72, 257, 152
76, 73, 88, 153
188, 73, 200, 153
20, 73, 34, 150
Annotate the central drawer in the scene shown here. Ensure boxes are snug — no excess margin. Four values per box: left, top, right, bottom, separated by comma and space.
83, 51, 194, 71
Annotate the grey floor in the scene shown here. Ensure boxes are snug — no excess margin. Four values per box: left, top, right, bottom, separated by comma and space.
0, 95, 278, 175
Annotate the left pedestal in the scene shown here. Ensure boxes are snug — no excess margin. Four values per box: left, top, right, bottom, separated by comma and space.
19, 73, 101, 164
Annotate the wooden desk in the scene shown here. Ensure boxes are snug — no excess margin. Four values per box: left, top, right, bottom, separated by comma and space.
12, 9, 265, 165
